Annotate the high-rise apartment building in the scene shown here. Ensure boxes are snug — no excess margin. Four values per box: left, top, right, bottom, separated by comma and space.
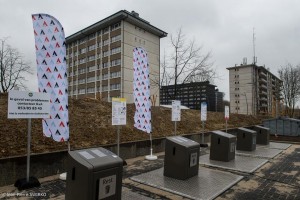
66, 10, 167, 105
160, 81, 224, 111
227, 63, 282, 115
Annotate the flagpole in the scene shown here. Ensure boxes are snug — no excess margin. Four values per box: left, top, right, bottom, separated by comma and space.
26, 118, 32, 182
145, 133, 157, 160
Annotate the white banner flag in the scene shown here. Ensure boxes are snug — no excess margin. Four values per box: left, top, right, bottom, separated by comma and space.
32, 14, 69, 142
133, 47, 152, 133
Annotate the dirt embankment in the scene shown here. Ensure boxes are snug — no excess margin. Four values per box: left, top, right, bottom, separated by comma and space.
0, 93, 268, 158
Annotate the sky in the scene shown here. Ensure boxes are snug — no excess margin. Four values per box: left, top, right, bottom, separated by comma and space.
1, 0, 300, 101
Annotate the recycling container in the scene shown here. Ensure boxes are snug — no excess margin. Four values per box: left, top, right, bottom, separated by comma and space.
210, 130, 236, 162
65, 147, 123, 200
164, 136, 200, 180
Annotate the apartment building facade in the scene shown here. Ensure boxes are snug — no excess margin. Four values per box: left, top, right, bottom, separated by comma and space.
66, 10, 167, 105
160, 81, 224, 111
227, 63, 282, 115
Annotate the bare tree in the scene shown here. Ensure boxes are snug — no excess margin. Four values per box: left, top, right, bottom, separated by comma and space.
161, 28, 215, 99
0, 38, 32, 93
278, 63, 300, 117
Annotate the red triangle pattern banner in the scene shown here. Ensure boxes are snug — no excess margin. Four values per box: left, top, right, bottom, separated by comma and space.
133, 47, 151, 133
32, 14, 69, 142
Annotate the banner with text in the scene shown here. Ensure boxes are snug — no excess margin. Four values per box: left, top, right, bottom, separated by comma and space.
8, 91, 50, 119
112, 98, 126, 125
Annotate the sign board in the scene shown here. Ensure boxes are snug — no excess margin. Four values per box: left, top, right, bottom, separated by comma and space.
8, 91, 50, 119
201, 102, 207, 121
225, 106, 230, 120
172, 100, 181, 121
112, 98, 126, 125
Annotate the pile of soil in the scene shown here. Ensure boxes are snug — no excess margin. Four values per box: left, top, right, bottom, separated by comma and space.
0, 93, 268, 158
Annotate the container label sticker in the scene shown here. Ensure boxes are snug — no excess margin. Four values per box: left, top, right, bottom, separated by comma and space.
190, 152, 198, 167
230, 143, 235, 153
78, 151, 95, 159
99, 175, 116, 199
253, 136, 256, 145
91, 149, 107, 158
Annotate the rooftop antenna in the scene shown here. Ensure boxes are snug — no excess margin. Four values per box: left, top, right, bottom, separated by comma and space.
253, 27, 257, 64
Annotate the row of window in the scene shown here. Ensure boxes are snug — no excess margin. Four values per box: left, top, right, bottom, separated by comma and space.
72, 83, 121, 95
68, 49, 121, 67
67, 35, 121, 58
68, 22, 121, 47
69, 59, 121, 76
69, 71, 121, 85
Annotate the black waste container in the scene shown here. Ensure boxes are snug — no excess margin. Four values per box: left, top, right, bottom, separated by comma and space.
65, 147, 123, 200
210, 130, 236, 162
253, 125, 270, 145
164, 136, 200, 180
236, 127, 257, 151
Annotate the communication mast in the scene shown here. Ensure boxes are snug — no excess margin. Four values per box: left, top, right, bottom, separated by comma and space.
253, 27, 257, 64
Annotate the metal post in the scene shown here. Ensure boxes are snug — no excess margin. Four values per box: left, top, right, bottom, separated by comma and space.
201, 121, 205, 144
145, 133, 157, 160
26, 118, 32, 182
68, 141, 71, 152
174, 121, 177, 136
226, 120, 228, 133
117, 125, 120, 156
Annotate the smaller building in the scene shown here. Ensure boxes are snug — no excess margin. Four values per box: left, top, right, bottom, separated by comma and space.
160, 81, 224, 111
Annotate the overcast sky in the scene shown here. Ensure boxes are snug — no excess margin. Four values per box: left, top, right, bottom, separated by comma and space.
1, 0, 300, 100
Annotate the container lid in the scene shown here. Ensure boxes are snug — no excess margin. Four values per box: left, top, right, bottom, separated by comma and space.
212, 130, 236, 138
166, 136, 200, 148
238, 127, 256, 134
254, 125, 269, 130
70, 147, 123, 171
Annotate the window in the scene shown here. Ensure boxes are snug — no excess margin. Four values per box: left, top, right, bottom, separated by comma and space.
79, 38, 86, 44
79, 58, 86, 64
102, 73, 109, 80
111, 47, 121, 55
103, 27, 109, 34
110, 71, 121, 79
88, 55, 95, 61
78, 68, 86, 74
74, 60, 77, 65
88, 33, 95, 40
97, 42, 101, 47
87, 87, 95, 93
87, 77, 95, 83
88, 44, 95, 51
111, 22, 121, 31
88, 66, 96, 72
102, 85, 108, 91
79, 48, 86, 54
69, 71, 73, 76
103, 39, 109, 46
111, 59, 121, 67
74, 51, 77, 56
103, 62, 109, 68
110, 83, 120, 90
73, 90, 77, 95
103, 50, 109, 57
79, 89, 85, 94
78, 78, 86, 84
111, 35, 121, 43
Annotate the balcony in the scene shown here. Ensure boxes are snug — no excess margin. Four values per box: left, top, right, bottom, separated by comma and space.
259, 70, 267, 78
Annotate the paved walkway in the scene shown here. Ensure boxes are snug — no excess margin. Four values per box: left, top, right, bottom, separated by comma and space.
1, 145, 300, 199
